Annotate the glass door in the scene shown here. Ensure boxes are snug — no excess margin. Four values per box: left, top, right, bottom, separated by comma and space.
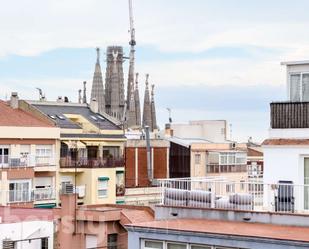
0, 147, 9, 167
304, 158, 309, 210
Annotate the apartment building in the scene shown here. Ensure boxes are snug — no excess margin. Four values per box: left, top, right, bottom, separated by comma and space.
263, 60, 309, 211
124, 139, 170, 205
28, 99, 126, 205
0, 94, 60, 208
168, 137, 248, 186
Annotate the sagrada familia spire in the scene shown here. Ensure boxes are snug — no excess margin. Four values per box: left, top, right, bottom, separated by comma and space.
88, 1, 157, 131
90, 48, 105, 114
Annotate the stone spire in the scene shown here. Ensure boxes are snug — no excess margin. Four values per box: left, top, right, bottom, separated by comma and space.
105, 46, 125, 120
151, 84, 157, 131
110, 49, 121, 119
142, 74, 152, 129
126, 83, 136, 128
83, 81, 87, 104
134, 73, 141, 127
91, 48, 105, 114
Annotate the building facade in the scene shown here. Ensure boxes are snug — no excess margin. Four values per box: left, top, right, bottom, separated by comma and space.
28, 100, 126, 205
0, 95, 60, 208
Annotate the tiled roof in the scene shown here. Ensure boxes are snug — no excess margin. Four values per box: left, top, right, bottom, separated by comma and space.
0, 101, 53, 127
126, 218, 309, 243
263, 139, 309, 146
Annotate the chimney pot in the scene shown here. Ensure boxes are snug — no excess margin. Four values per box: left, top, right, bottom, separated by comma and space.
10, 92, 19, 109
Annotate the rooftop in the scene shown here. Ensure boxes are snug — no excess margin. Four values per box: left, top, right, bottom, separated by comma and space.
0, 101, 54, 127
126, 218, 309, 243
29, 100, 121, 130
281, 60, 309, 66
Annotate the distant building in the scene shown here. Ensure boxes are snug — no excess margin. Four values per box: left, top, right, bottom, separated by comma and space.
263, 60, 309, 211
27, 99, 126, 205
168, 137, 248, 185
0, 93, 60, 208
124, 139, 170, 205
90, 47, 157, 131
168, 120, 228, 143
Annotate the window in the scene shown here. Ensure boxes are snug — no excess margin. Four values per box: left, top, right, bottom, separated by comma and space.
0, 146, 9, 165
56, 115, 65, 120
289, 73, 309, 101
41, 238, 48, 249
107, 234, 117, 249
103, 147, 120, 159
91, 115, 98, 121
167, 243, 187, 249
144, 240, 163, 249
36, 145, 52, 157
48, 115, 56, 119
97, 115, 105, 121
195, 153, 201, 164
191, 246, 211, 249
9, 180, 31, 202
226, 183, 235, 193
98, 179, 108, 198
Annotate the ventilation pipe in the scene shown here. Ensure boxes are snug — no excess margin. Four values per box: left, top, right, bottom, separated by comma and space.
10, 92, 19, 109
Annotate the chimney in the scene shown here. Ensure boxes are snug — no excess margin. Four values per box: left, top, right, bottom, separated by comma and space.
57, 96, 63, 103
64, 96, 69, 103
83, 81, 87, 104
10, 92, 19, 109
78, 89, 82, 104
90, 98, 99, 113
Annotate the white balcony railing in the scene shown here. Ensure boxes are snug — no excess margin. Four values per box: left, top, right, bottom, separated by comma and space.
33, 188, 56, 201
3, 188, 56, 204
159, 178, 309, 214
0, 154, 56, 168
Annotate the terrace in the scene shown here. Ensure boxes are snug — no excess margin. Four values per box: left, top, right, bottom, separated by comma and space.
0, 154, 56, 168
159, 177, 309, 214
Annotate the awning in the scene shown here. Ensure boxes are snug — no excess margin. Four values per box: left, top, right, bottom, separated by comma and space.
98, 176, 110, 181
34, 203, 56, 209
82, 141, 101, 146
62, 141, 86, 149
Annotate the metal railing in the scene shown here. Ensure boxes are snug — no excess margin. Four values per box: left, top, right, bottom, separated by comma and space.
3, 188, 56, 203
33, 188, 56, 201
60, 157, 124, 168
159, 178, 309, 214
0, 154, 56, 168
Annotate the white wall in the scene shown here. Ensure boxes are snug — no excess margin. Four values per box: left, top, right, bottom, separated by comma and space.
263, 146, 309, 211
0, 221, 53, 249
171, 120, 227, 142
269, 128, 309, 139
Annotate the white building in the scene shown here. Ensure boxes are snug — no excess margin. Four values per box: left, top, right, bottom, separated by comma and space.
263, 60, 309, 211
168, 120, 228, 143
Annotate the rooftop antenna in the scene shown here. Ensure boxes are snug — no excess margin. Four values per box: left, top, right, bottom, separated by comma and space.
166, 108, 172, 123
36, 87, 45, 101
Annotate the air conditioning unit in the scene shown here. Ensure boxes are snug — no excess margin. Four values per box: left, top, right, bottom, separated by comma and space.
3, 239, 14, 249
62, 182, 74, 194
230, 142, 236, 149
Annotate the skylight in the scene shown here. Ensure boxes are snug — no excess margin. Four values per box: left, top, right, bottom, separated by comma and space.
48, 115, 56, 119
56, 115, 65, 120
91, 115, 98, 121
97, 115, 105, 121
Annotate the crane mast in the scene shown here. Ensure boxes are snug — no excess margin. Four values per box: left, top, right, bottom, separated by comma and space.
126, 0, 136, 109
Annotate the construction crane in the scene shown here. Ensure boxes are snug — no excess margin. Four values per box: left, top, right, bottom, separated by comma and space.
126, 0, 136, 108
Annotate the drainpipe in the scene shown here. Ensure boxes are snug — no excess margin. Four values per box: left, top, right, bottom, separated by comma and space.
145, 126, 153, 183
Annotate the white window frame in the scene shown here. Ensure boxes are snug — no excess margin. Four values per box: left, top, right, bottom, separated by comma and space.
9, 179, 32, 202
98, 179, 108, 198
288, 72, 309, 101
142, 239, 164, 249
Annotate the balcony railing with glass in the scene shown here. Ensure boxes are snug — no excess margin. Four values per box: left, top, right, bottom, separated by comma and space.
60, 157, 124, 168
0, 155, 56, 168
159, 178, 309, 214
4, 188, 56, 203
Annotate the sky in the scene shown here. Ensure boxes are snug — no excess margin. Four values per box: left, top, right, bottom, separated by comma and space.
1, 0, 309, 142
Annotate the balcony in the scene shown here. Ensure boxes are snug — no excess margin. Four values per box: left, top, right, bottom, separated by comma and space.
33, 188, 56, 201
159, 178, 309, 214
60, 157, 124, 168
271, 101, 309, 128
0, 155, 56, 169
206, 164, 247, 173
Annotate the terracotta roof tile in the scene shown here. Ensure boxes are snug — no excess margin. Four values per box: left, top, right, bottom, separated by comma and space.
263, 138, 309, 146
127, 218, 309, 243
0, 101, 53, 127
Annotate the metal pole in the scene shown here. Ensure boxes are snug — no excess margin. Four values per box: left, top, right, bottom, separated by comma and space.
145, 126, 152, 183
